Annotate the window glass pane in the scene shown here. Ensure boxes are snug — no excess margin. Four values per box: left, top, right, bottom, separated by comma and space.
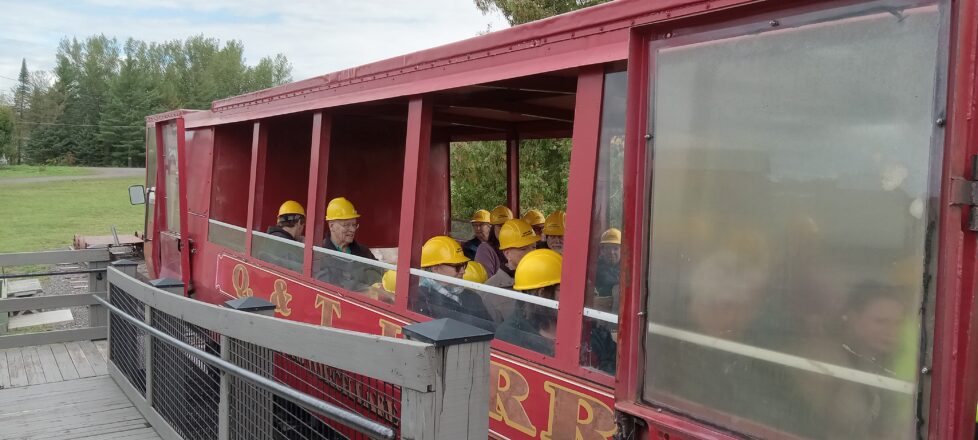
581, 69, 627, 375
252, 231, 304, 273
146, 125, 157, 189
163, 122, 180, 233
208, 219, 246, 253
312, 246, 394, 303
642, 4, 941, 439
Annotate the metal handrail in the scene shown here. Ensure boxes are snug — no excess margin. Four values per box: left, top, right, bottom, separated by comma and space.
95, 295, 396, 440
0, 268, 107, 280
312, 245, 397, 271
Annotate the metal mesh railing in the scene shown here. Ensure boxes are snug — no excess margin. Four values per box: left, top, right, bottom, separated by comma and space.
151, 310, 222, 440
228, 339, 402, 440
109, 285, 147, 394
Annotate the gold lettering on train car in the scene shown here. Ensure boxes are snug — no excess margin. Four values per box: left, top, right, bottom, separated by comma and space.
269, 279, 293, 317
379, 319, 402, 337
541, 382, 617, 440
231, 264, 253, 298
314, 295, 341, 327
488, 362, 537, 437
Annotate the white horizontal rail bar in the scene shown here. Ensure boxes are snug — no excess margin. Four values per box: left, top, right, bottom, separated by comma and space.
108, 267, 437, 391
410, 268, 559, 310
583, 307, 619, 325
313, 246, 397, 271
208, 218, 247, 233
0, 248, 111, 267
648, 322, 914, 394
253, 230, 305, 248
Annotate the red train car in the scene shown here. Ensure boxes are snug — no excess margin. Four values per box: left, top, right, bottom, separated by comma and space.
137, 0, 978, 438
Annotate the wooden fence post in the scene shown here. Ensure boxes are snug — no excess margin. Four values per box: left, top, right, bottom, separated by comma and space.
401, 319, 493, 440
88, 259, 109, 330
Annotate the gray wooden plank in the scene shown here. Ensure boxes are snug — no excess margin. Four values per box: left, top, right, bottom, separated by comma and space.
94, 339, 108, 361
6, 347, 28, 387
0, 348, 9, 389
0, 248, 110, 266
50, 342, 80, 380
78, 340, 108, 375
3, 407, 145, 437
0, 326, 108, 349
20, 346, 47, 385
34, 344, 64, 383
0, 375, 108, 406
81, 427, 162, 440
65, 341, 97, 378
0, 293, 98, 312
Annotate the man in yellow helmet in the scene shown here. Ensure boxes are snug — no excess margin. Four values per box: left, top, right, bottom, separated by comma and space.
542, 210, 566, 252
267, 200, 306, 241
496, 249, 562, 356
594, 227, 622, 309
411, 236, 492, 329
483, 219, 539, 323
462, 209, 492, 259
463, 261, 489, 284
474, 205, 513, 276
322, 197, 375, 260
521, 209, 546, 238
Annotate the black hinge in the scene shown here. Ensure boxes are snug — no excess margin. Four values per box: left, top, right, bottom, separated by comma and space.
950, 155, 978, 232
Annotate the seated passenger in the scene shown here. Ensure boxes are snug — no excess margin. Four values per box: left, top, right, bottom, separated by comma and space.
411, 236, 494, 330
483, 219, 539, 323
267, 200, 306, 241
496, 249, 561, 356
474, 205, 512, 276
542, 210, 565, 252
462, 209, 492, 259
463, 261, 489, 283
521, 209, 546, 240
593, 227, 621, 312
322, 197, 375, 259
366, 270, 396, 304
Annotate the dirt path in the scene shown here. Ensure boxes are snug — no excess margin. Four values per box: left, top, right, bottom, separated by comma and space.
0, 167, 145, 186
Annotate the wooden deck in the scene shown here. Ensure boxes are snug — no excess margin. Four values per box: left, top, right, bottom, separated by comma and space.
0, 341, 162, 440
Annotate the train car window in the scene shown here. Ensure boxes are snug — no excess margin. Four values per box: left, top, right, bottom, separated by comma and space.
641, 2, 942, 438
161, 122, 181, 234
581, 69, 627, 375
208, 122, 253, 253
312, 106, 407, 302
251, 113, 313, 273
449, 140, 507, 244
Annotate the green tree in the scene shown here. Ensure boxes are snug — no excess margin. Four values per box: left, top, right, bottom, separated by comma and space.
451, 141, 508, 220
474, 0, 608, 25
0, 106, 14, 162
11, 59, 30, 164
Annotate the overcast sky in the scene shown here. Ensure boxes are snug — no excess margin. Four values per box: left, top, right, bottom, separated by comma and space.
0, 0, 510, 88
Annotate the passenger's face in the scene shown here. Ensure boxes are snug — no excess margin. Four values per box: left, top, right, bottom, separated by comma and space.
849, 298, 904, 356
546, 235, 563, 253
531, 224, 544, 238
329, 219, 358, 246
472, 222, 491, 242
293, 219, 306, 240
493, 224, 502, 237
600, 244, 620, 264
431, 263, 466, 279
503, 244, 535, 269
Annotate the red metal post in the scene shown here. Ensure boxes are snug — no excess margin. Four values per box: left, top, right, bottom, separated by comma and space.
303, 112, 332, 276
245, 121, 268, 257
554, 65, 605, 368
506, 133, 520, 214
928, 1, 978, 438
395, 97, 433, 311
176, 117, 192, 294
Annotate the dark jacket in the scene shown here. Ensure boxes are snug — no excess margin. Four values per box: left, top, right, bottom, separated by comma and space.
410, 283, 495, 332
266, 226, 296, 241
315, 239, 380, 291
495, 303, 557, 356
321, 238, 376, 260
462, 237, 482, 260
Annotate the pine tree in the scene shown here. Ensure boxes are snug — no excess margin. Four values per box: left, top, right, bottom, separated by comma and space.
12, 59, 29, 164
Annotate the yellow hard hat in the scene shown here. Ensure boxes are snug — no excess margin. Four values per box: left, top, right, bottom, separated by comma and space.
381, 270, 397, 293
325, 197, 360, 221
420, 236, 470, 268
521, 209, 545, 226
470, 209, 491, 223
278, 200, 305, 217
514, 249, 563, 291
463, 261, 488, 283
498, 219, 539, 250
600, 228, 622, 244
490, 205, 514, 225
543, 210, 566, 236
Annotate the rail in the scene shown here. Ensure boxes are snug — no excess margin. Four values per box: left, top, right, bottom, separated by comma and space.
104, 265, 492, 440
0, 248, 113, 349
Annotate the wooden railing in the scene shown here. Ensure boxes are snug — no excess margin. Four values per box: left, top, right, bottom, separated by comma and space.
0, 249, 115, 349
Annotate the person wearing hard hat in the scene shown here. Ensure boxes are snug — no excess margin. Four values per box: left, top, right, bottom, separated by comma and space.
462, 209, 492, 259
521, 209, 546, 239
322, 197, 375, 260
366, 270, 397, 304
267, 200, 306, 241
463, 261, 489, 284
593, 227, 622, 310
542, 210, 566, 252
482, 219, 540, 323
474, 205, 513, 276
411, 236, 493, 329
496, 249, 562, 356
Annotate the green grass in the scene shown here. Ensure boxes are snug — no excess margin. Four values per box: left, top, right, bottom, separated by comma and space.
0, 165, 93, 179
0, 177, 145, 253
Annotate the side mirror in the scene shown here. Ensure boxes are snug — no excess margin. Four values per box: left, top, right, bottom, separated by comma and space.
129, 185, 146, 205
